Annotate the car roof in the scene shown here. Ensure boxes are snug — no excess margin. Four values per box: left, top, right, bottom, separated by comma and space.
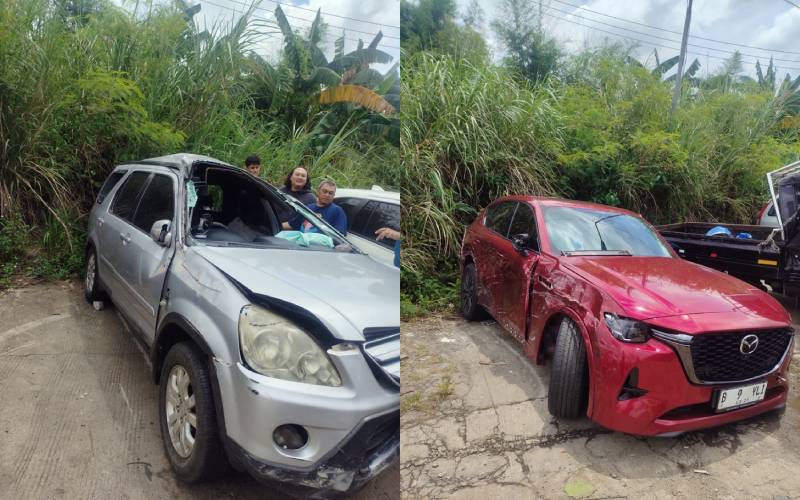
493, 195, 639, 217
335, 187, 400, 204
116, 153, 236, 176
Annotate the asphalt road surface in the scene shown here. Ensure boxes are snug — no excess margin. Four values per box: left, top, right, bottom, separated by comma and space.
0, 281, 398, 499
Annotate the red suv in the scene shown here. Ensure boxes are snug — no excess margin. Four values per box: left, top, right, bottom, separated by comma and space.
459, 196, 794, 436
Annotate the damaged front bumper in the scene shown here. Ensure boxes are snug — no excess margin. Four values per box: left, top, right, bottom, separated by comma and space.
213, 345, 399, 497
228, 409, 399, 498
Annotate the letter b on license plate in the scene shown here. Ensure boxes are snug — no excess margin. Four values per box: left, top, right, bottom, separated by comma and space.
715, 381, 767, 412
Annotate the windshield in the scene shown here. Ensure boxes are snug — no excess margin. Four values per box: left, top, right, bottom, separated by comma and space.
543, 206, 672, 257
185, 172, 358, 254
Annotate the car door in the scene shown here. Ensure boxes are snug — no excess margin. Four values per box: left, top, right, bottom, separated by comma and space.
102, 170, 151, 307
115, 171, 178, 343
478, 201, 516, 318
497, 202, 541, 341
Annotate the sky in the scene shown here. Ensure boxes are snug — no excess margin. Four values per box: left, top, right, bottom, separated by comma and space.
118, 0, 401, 74
455, 0, 800, 80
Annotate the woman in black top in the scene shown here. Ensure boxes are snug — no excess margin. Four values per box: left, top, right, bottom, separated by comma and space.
279, 166, 316, 206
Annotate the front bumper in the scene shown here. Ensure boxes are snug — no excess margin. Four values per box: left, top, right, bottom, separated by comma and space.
230, 410, 399, 497
589, 333, 793, 436
213, 346, 399, 492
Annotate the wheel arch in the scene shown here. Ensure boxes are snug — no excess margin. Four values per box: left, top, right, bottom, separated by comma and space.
152, 313, 215, 385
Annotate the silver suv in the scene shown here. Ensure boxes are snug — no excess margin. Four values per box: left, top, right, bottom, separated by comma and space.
84, 154, 399, 496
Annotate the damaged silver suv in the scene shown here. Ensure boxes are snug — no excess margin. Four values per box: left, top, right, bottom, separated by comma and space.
84, 154, 399, 497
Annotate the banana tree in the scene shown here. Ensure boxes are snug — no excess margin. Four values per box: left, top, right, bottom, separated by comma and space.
248, 7, 395, 124
651, 49, 701, 85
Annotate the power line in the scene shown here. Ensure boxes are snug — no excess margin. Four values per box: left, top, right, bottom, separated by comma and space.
258, 0, 400, 30
219, 0, 400, 40
202, 1, 400, 49
540, 10, 800, 71
543, 2, 800, 64
781, 0, 800, 9
550, 0, 800, 56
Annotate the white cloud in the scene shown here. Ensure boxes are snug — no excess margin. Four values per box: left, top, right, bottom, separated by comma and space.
455, 0, 799, 77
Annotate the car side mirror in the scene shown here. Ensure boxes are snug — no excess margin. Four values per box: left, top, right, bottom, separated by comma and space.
511, 233, 537, 254
150, 219, 172, 247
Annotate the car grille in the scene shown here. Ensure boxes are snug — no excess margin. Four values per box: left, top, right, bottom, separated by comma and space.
362, 327, 400, 389
690, 329, 793, 383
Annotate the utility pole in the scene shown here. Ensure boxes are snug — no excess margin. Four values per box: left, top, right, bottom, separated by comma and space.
669, 0, 693, 130
538, 0, 543, 32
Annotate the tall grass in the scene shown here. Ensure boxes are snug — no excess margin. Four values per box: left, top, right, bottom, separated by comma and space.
0, 0, 398, 283
401, 53, 563, 276
401, 49, 800, 304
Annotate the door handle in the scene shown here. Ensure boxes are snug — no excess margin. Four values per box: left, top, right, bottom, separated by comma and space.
538, 276, 553, 290
120, 233, 131, 244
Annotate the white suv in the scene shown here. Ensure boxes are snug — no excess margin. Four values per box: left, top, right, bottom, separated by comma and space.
335, 187, 400, 267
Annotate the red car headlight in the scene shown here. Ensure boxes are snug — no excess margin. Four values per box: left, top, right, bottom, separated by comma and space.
603, 313, 651, 343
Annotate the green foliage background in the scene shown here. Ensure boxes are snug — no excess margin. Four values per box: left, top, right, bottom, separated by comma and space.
400, 0, 800, 317
0, 0, 399, 285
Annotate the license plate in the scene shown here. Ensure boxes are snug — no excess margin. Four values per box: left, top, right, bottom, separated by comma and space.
715, 382, 767, 411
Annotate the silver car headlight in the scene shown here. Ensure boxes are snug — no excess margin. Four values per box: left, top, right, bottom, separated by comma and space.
239, 305, 342, 386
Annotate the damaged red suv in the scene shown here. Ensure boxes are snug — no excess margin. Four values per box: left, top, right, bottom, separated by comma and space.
460, 196, 794, 436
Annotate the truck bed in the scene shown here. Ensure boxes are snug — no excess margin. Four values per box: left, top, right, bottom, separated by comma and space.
657, 222, 782, 289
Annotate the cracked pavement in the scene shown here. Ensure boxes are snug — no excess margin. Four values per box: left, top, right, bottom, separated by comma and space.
400, 305, 800, 499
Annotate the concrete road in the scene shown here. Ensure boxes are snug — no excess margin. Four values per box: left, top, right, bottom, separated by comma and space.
0, 281, 398, 499
400, 305, 800, 499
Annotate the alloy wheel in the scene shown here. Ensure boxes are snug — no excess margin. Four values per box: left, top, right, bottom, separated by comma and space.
165, 365, 197, 458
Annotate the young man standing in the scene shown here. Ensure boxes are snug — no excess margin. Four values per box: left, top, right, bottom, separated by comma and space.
244, 155, 261, 177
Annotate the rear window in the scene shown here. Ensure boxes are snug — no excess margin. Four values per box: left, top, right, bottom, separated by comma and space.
96, 171, 125, 205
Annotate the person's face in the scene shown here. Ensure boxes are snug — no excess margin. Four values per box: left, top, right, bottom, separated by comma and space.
247, 163, 261, 176
317, 183, 336, 207
290, 168, 308, 190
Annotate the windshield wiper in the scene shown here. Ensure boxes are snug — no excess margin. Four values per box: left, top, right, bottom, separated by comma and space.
562, 249, 633, 257
593, 213, 624, 251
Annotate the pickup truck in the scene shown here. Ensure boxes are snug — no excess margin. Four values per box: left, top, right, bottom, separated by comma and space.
658, 161, 800, 297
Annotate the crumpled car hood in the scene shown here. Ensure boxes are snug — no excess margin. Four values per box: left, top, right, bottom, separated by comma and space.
563, 256, 789, 323
192, 246, 399, 341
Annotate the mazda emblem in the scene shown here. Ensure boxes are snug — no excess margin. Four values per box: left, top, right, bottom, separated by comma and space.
740, 334, 759, 355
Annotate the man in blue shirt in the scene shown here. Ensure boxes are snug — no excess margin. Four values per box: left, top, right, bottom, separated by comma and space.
292, 179, 348, 234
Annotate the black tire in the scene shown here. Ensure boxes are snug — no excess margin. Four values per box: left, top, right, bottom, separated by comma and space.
548, 318, 589, 418
460, 263, 487, 321
83, 247, 106, 303
159, 342, 229, 483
